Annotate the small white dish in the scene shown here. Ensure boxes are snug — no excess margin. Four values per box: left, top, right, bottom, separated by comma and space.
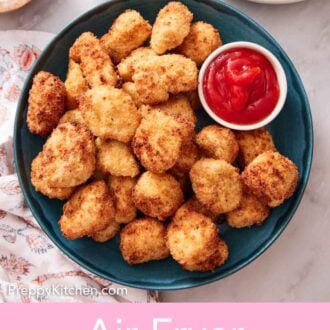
198, 41, 287, 130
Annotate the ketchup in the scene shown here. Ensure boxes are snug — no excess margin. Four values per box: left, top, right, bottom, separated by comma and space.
203, 47, 280, 125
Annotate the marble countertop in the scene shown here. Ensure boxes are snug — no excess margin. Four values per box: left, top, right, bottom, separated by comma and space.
0, 0, 329, 302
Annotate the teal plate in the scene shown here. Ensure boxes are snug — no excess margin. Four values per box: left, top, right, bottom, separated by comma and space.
14, 0, 313, 290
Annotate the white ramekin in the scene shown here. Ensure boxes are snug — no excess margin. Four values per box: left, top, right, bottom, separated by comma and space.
198, 41, 288, 130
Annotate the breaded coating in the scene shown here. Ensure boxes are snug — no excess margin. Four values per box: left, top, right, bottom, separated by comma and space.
242, 151, 299, 207
69, 32, 117, 88
38, 122, 96, 188
170, 140, 199, 178
64, 59, 88, 109
184, 90, 201, 111
80, 86, 141, 142
236, 128, 277, 167
226, 190, 270, 228
190, 158, 242, 214
132, 54, 198, 104
150, 2, 193, 54
31, 152, 75, 200
122, 82, 143, 107
117, 47, 157, 81
132, 110, 194, 173
177, 21, 222, 66
120, 218, 169, 264
161, 54, 198, 94
27, 71, 66, 136
167, 211, 225, 272
132, 61, 169, 104
58, 108, 86, 126
59, 181, 115, 239
152, 94, 197, 124
108, 176, 137, 224
92, 221, 121, 243
173, 196, 219, 222
132, 171, 184, 220
101, 10, 152, 63
96, 138, 139, 177
195, 125, 239, 163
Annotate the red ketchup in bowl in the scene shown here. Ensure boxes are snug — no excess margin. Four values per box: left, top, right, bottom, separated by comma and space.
203, 48, 280, 125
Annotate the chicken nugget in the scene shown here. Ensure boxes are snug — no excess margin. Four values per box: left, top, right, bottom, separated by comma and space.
120, 217, 169, 264
173, 196, 219, 222
152, 94, 197, 125
170, 140, 199, 178
38, 122, 95, 188
96, 138, 139, 177
59, 181, 115, 239
69, 32, 117, 88
58, 108, 86, 126
132, 62, 169, 104
177, 21, 222, 66
190, 158, 242, 214
161, 54, 198, 94
27, 71, 66, 136
132, 171, 183, 221
226, 190, 270, 228
117, 47, 157, 81
151, 2, 193, 54
92, 221, 121, 243
31, 152, 75, 200
195, 125, 239, 163
167, 211, 224, 272
242, 151, 299, 207
132, 110, 193, 173
64, 59, 88, 109
236, 128, 277, 167
101, 10, 152, 63
108, 176, 137, 224
80, 86, 141, 142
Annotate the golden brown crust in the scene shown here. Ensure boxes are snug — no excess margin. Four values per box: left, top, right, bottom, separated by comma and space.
64, 60, 88, 109
101, 10, 152, 63
173, 196, 219, 222
226, 189, 270, 228
117, 47, 157, 82
236, 128, 277, 167
196, 125, 239, 163
242, 151, 299, 207
167, 210, 225, 271
132, 110, 194, 173
151, 2, 193, 54
184, 90, 201, 111
37, 122, 96, 188
80, 86, 141, 142
177, 21, 222, 66
132, 171, 184, 221
59, 181, 115, 239
96, 138, 139, 177
108, 176, 137, 224
30, 152, 75, 200
120, 217, 169, 264
190, 158, 242, 214
58, 108, 86, 126
132, 54, 198, 105
170, 140, 199, 178
92, 220, 121, 242
69, 32, 117, 88
27, 71, 66, 136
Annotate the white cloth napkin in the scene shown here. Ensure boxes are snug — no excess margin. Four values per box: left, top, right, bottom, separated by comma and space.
0, 30, 157, 303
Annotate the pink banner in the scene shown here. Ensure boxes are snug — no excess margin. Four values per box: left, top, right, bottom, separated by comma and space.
1, 303, 329, 329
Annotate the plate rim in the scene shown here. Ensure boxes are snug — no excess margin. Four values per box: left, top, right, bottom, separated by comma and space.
13, 0, 314, 290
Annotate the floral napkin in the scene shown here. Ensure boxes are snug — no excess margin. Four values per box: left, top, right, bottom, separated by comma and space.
0, 30, 157, 303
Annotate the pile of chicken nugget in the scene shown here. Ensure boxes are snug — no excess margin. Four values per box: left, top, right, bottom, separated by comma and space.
27, 2, 299, 272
